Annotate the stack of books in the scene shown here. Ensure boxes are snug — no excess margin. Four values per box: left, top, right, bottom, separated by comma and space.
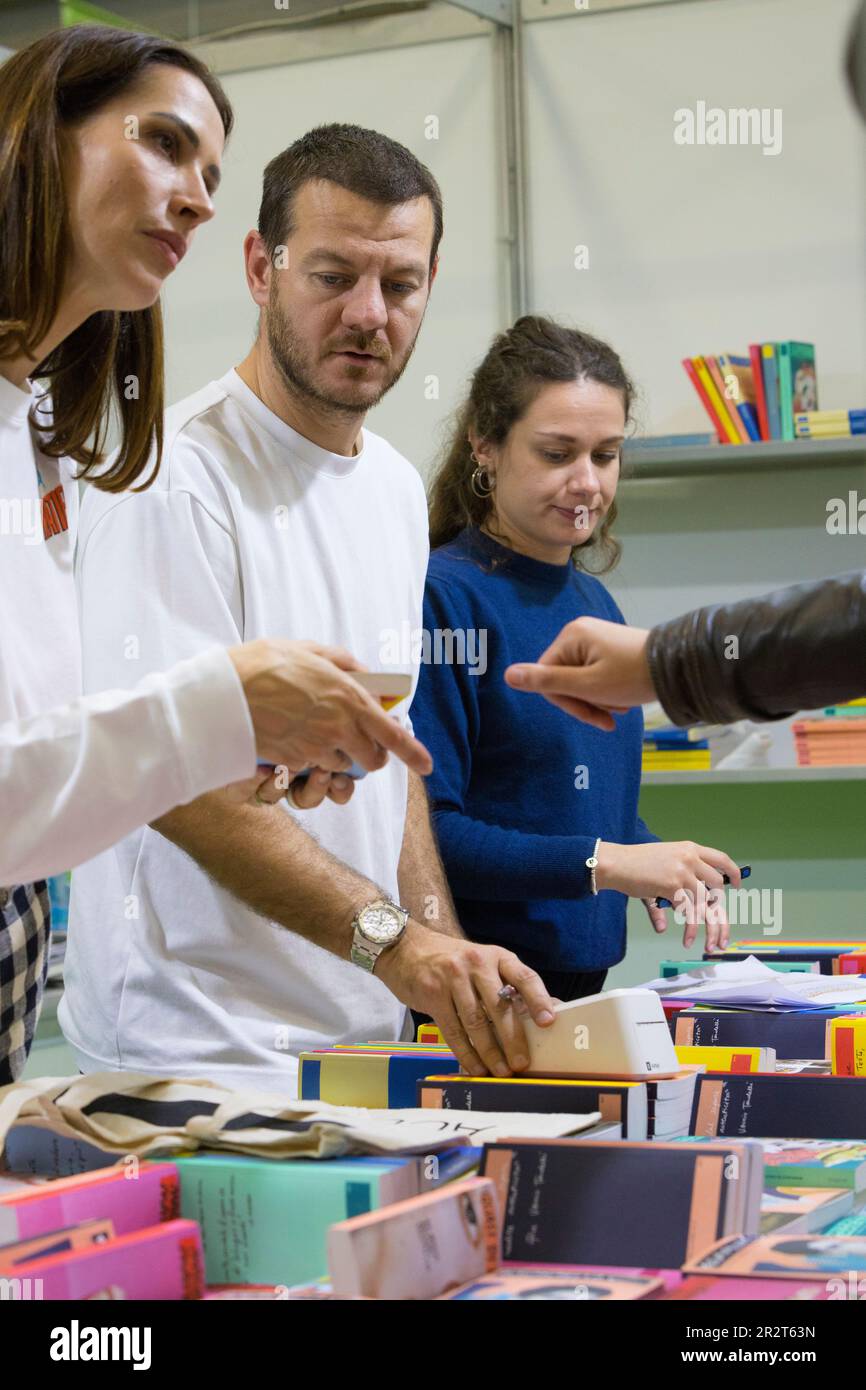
642, 726, 711, 773
683, 342, 826, 443
795, 408, 866, 438
0, 1163, 204, 1299
793, 715, 866, 767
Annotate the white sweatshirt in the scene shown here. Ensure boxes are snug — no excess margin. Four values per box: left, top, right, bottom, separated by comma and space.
0, 371, 257, 887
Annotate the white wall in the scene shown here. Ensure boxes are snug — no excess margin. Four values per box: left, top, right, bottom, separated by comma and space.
166, 0, 866, 472
525, 0, 866, 435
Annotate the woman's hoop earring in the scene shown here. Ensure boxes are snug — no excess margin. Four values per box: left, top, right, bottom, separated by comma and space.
470, 464, 495, 498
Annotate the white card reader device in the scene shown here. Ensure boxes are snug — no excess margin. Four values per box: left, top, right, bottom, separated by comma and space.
523, 988, 681, 1080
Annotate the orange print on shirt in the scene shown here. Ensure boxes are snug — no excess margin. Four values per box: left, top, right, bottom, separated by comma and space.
42, 484, 69, 539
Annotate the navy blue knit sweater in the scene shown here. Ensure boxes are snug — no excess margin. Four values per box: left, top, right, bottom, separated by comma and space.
409, 526, 659, 972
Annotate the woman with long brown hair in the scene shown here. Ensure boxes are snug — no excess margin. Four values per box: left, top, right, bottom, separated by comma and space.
0, 24, 430, 1083
412, 315, 741, 1002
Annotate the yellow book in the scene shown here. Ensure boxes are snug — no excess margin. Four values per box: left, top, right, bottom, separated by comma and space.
693, 355, 741, 444
416, 1023, 446, 1045
675, 1044, 775, 1073
642, 758, 712, 772
642, 752, 711, 766
829, 1018, 866, 1076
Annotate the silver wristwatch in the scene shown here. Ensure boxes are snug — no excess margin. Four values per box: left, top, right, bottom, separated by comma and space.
350, 898, 410, 973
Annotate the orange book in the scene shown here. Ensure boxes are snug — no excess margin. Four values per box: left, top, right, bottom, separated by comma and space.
705, 355, 749, 442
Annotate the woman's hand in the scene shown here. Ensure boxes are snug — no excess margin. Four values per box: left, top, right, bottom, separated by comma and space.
597, 840, 736, 950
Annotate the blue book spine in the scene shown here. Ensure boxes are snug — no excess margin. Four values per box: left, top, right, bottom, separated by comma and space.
736, 401, 761, 441
299, 1058, 321, 1100
645, 737, 710, 750
763, 347, 782, 439
643, 728, 699, 746
390, 1055, 461, 1106
626, 433, 716, 449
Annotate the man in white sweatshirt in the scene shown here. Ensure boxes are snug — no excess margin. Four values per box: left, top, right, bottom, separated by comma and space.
60, 124, 554, 1092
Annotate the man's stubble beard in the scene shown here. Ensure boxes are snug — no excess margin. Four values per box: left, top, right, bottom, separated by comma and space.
265, 292, 419, 417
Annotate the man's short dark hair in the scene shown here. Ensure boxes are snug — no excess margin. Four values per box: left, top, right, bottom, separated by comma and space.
258, 123, 443, 276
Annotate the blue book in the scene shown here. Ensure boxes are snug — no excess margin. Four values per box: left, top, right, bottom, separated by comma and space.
625, 433, 716, 450
761, 344, 782, 439
643, 727, 704, 746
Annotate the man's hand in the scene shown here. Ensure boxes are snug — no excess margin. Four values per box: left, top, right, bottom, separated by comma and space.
224, 766, 356, 808
375, 921, 556, 1077
228, 639, 433, 775
504, 616, 655, 730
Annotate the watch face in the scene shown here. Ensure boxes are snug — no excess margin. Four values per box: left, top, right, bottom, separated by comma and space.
359, 903, 404, 945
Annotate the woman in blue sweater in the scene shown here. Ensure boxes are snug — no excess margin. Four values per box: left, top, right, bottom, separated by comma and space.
410, 316, 738, 1002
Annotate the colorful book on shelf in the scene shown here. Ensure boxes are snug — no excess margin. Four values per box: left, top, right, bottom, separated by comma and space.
777, 341, 817, 440
760, 343, 782, 439
0, 1162, 179, 1244
795, 408, 866, 438
748, 343, 771, 440
705, 356, 749, 442
327, 1176, 500, 1300
691, 1071, 866, 1140
418, 1074, 650, 1139
642, 751, 712, 770
682, 356, 738, 443
174, 1152, 429, 1287
683, 1230, 866, 1279
298, 1047, 460, 1107
823, 698, 866, 717
793, 717, 866, 767
479, 1137, 762, 1269
643, 728, 709, 747
624, 432, 717, 450
716, 353, 761, 441
0, 1218, 204, 1300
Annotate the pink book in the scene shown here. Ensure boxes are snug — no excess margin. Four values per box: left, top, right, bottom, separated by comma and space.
668, 1275, 830, 1301
328, 1176, 500, 1300
0, 1219, 204, 1300
0, 1162, 179, 1244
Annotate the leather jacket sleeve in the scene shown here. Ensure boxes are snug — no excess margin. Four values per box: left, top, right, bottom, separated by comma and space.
646, 570, 866, 726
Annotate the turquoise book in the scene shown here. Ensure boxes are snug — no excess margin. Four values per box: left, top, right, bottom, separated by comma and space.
660, 959, 818, 978
174, 1152, 422, 1286
778, 341, 817, 441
